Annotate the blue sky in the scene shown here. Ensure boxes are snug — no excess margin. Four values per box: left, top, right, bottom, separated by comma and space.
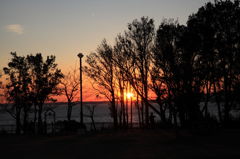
0, 0, 212, 72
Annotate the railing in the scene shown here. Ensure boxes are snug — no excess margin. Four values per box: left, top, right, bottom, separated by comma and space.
0, 122, 142, 134
0, 124, 16, 134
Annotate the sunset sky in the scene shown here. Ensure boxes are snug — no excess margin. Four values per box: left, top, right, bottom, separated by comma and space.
0, 0, 212, 101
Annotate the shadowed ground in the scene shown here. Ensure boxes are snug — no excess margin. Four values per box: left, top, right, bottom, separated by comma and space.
0, 129, 240, 159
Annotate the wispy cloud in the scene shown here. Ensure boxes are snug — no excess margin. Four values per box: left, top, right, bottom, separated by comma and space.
5, 24, 24, 34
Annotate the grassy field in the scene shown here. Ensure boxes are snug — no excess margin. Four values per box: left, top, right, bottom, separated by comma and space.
0, 129, 240, 159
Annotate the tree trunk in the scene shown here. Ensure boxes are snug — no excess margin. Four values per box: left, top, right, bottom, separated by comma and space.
16, 107, 21, 135
37, 104, 43, 134
67, 101, 72, 121
223, 75, 230, 124
111, 93, 118, 128
158, 101, 166, 123
136, 96, 142, 127
23, 107, 28, 134
126, 97, 129, 126
141, 100, 144, 125
33, 103, 37, 134
214, 83, 222, 123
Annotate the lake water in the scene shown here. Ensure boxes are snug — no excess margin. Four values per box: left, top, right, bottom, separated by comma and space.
1, 101, 239, 126
0, 101, 159, 125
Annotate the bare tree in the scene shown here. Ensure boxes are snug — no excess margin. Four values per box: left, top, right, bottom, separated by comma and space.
61, 69, 79, 121
86, 104, 96, 131
84, 39, 118, 128
113, 17, 160, 126
113, 34, 134, 127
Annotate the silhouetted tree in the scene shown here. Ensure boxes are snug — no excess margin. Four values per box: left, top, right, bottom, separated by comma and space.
113, 17, 162, 126
153, 18, 205, 127
151, 19, 179, 125
187, 0, 240, 124
27, 53, 63, 134
126, 17, 154, 125
152, 20, 183, 126
84, 40, 118, 128
3, 52, 32, 134
113, 34, 137, 127
86, 104, 97, 131
61, 69, 79, 121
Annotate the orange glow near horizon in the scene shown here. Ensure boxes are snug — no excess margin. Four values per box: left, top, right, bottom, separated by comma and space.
126, 92, 134, 99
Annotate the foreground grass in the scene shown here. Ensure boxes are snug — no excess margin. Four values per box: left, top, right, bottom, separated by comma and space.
0, 129, 240, 159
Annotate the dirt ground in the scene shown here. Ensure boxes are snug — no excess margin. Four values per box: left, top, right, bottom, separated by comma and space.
0, 129, 240, 159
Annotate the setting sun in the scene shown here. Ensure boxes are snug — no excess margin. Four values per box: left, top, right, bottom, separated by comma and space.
126, 92, 134, 99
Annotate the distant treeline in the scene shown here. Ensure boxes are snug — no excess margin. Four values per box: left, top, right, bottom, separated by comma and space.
1, 0, 240, 134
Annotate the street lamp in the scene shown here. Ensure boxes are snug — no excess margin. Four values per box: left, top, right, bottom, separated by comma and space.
78, 53, 84, 125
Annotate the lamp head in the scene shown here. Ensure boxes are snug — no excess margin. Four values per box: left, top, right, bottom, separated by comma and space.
78, 53, 84, 58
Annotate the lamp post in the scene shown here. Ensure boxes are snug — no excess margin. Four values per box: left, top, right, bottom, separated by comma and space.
78, 53, 84, 125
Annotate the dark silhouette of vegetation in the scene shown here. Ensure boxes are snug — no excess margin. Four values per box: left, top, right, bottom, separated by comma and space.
153, 19, 203, 127
86, 104, 97, 131
3, 52, 63, 134
55, 120, 82, 133
84, 0, 240, 129
3, 52, 31, 134
114, 17, 158, 127
60, 69, 79, 121
187, 0, 240, 126
84, 40, 118, 128
27, 53, 63, 133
